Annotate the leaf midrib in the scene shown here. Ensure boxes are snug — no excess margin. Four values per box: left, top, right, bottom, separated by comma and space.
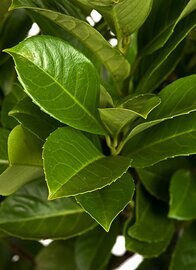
14, 52, 102, 129
129, 125, 196, 156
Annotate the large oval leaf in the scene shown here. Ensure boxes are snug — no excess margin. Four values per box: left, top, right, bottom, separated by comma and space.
4, 35, 105, 135
0, 179, 95, 240
43, 127, 132, 199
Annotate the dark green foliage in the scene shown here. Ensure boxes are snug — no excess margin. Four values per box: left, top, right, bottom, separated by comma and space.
0, 0, 196, 268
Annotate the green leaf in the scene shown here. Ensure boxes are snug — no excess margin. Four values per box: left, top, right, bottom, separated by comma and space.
75, 222, 118, 270
137, 157, 190, 201
99, 94, 161, 136
0, 179, 96, 240
128, 185, 174, 243
0, 125, 43, 195
169, 169, 196, 220
0, 0, 11, 28
36, 240, 79, 270
10, 2, 131, 81
8, 125, 43, 166
76, 173, 135, 231
4, 35, 105, 135
125, 217, 174, 258
43, 127, 131, 199
1, 83, 25, 130
123, 111, 196, 168
0, 165, 43, 196
10, 96, 61, 141
126, 75, 196, 142
169, 222, 196, 270
138, 0, 196, 56
135, 12, 196, 93
136, 255, 169, 270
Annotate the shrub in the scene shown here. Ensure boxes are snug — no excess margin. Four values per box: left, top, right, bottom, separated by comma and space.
0, 0, 196, 269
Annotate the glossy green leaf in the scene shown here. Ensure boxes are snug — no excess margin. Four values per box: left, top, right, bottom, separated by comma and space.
76, 173, 135, 231
125, 75, 196, 142
8, 125, 43, 166
0, 0, 11, 27
0, 165, 43, 196
138, 0, 196, 56
135, 12, 196, 93
169, 222, 196, 270
4, 35, 105, 135
128, 185, 174, 242
137, 157, 190, 201
169, 170, 196, 220
1, 83, 25, 129
136, 254, 169, 270
0, 179, 95, 240
10, 96, 61, 141
99, 94, 161, 136
125, 217, 174, 258
43, 127, 131, 199
36, 240, 79, 270
75, 222, 118, 270
10, 2, 130, 81
123, 111, 196, 168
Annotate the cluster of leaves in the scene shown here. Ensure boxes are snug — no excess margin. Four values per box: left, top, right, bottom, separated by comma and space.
0, 0, 196, 269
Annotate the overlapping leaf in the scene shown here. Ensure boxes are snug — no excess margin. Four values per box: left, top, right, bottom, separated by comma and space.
76, 173, 135, 231
137, 157, 190, 201
99, 94, 160, 136
123, 111, 196, 168
0, 128, 10, 174
138, 0, 196, 56
128, 185, 174, 243
1, 83, 25, 129
10, 96, 61, 141
0, 179, 95, 240
10, 1, 131, 81
135, 12, 196, 93
43, 127, 131, 199
169, 170, 196, 220
0, 125, 43, 195
125, 75, 196, 142
4, 35, 105, 135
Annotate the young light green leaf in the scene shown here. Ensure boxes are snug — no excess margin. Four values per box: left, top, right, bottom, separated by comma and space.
135, 12, 196, 93
75, 222, 118, 270
4, 35, 105, 135
169, 170, 196, 220
99, 94, 161, 136
137, 157, 190, 201
0, 179, 96, 240
10, 2, 130, 81
1, 83, 25, 130
36, 240, 79, 270
126, 75, 196, 142
43, 127, 132, 199
169, 222, 196, 270
138, 0, 196, 56
128, 185, 174, 242
10, 96, 61, 141
76, 173, 135, 231
8, 125, 43, 166
123, 111, 196, 168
